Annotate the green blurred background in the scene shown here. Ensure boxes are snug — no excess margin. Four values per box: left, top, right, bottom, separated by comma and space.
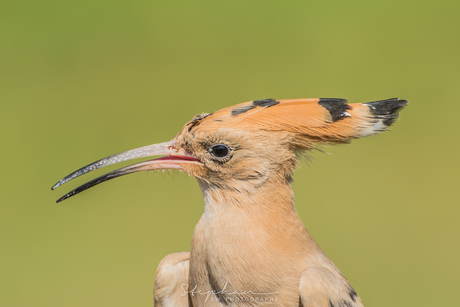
1, 0, 459, 306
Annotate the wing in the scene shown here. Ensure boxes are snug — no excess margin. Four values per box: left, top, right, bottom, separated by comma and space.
154, 252, 192, 307
299, 266, 364, 307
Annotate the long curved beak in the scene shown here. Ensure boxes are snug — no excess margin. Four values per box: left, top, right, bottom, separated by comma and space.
52, 140, 202, 203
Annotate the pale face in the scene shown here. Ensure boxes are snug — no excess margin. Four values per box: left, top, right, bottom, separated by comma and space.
175, 124, 297, 191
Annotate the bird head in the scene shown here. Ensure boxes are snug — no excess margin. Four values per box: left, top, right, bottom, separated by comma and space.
52, 98, 406, 202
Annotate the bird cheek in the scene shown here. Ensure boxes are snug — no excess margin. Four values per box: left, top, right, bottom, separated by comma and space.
231, 163, 270, 187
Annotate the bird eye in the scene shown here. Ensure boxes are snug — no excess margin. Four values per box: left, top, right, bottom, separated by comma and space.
209, 144, 230, 159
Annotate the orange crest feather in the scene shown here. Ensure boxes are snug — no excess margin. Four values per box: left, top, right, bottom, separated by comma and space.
188, 98, 407, 149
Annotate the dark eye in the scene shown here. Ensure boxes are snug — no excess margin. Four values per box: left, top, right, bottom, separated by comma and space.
209, 144, 230, 159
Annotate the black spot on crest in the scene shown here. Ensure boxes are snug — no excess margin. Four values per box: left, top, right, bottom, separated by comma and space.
319, 98, 352, 122
231, 98, 280, 116
319, 98, 348, 104
253, 98, 280, 107
231, 105, 256, 116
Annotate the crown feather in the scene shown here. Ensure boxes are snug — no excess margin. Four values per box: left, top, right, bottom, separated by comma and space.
188, 98, 407, 149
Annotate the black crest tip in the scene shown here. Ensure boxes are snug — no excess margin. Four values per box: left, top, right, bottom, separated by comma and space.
366, 98, 408, 127
367, 98, 408, 116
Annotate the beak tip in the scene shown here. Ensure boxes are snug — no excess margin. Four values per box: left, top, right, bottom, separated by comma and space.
56, 195, 67, 203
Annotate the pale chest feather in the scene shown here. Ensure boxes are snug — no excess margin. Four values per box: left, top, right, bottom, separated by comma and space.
188, 208, 314, 306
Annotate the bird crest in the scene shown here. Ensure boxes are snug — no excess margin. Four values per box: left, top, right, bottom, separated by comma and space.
182, 97, 407, 150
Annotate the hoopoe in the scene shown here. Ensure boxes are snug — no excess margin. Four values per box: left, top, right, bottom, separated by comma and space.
53, 97, 407, 306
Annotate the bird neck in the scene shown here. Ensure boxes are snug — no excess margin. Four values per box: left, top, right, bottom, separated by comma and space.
197, 178, 297, 217
191, 177, 316, 295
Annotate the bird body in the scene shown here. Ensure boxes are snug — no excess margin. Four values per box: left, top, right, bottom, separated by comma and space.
53, 97, 407, 306
157, 171, 358, 306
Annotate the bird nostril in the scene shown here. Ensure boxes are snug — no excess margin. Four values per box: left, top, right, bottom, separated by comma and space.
209, 144, 230, 158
